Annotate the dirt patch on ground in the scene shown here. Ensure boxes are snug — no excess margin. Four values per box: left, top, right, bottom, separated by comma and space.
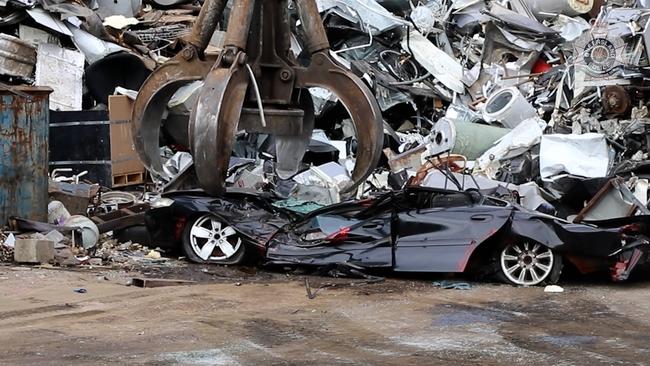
1, 264, 650, 365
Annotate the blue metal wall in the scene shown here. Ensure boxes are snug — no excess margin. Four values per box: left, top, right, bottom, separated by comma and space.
0, 87, 52, 225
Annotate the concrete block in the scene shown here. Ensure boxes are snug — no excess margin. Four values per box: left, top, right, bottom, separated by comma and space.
14, 239, 54, 264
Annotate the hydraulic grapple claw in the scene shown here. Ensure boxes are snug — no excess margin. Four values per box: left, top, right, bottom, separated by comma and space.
131, 0, 226, 176
190, 53, 249, 196
295, 51, 383, 194
131, 53, 217, 175
135, 0, 383, 195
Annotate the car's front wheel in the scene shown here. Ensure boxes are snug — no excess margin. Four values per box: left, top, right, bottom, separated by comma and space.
182, 214, 246, 265
497, 241, 562, 286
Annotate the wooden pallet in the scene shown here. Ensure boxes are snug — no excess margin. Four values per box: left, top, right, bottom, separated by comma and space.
91, 203, 150, 233
112, 171, 145, 187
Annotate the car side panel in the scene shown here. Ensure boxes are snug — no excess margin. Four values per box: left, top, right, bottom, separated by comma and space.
393, 206, 512, 272
266, 233, 393, 268
510, 211, 622, 257
266, 213, 393, 268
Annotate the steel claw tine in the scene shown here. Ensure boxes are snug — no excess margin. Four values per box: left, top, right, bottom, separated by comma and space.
189, 54, 249, 196
275, 91, 315, 179
131, 53, 217, 175
296, 52, 383, 194
132, 0, 225, 175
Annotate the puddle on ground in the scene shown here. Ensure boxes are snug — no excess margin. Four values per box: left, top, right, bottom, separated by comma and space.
540, 335, 598, 347
157, 349, 239, 366
432, 304, 513, 326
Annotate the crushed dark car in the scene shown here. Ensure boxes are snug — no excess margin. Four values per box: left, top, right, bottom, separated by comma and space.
145, 187, 650, 286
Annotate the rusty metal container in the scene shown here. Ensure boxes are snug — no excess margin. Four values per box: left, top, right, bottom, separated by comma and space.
0, 34, 36, 79
0, 87, 53, 225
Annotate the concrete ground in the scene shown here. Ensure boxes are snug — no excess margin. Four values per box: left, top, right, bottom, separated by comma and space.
1, 263, 650, 366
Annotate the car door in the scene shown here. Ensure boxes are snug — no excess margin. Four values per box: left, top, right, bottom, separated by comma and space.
392, 205, 512, 272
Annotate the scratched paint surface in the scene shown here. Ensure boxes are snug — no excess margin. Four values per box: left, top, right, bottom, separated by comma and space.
0, 89, 51, 224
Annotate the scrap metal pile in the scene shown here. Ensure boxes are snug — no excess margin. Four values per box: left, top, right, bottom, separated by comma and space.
139, 0, 650, 223
6, 0, 650, 284
0, 0, 215, 109
0, 0, 649, 221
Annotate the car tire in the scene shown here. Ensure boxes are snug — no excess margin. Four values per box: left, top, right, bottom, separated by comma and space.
496, 240, 562, 286
181, 213, 246, 265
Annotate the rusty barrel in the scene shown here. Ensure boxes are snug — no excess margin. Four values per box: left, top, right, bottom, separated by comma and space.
0, 87, 53, 225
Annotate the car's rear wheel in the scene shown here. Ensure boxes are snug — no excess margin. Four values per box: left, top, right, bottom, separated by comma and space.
497, 241, 562, 286
182, 214, 246, 265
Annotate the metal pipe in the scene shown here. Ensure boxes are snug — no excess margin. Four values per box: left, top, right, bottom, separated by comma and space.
223, 0, 256, 50
333, 26, 373, 55
245, 64, 267, 127
186, 0, 227, 50
295, 0, 330, 53
277, 0, 292, 56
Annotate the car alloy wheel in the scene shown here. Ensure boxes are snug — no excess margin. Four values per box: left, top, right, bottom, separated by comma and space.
500, 241, 555, 286
188, 214, 242, 261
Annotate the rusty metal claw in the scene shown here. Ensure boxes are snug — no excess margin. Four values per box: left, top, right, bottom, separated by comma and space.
295, 52, 383, 194
135, 0, 383, 196
131, 53, 216, 175
293, 0, 383, 194
189, 53, 249, 196
131, 0, 226, 176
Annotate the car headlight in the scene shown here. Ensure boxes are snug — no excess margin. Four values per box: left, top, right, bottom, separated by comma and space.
150, 197, 174, 208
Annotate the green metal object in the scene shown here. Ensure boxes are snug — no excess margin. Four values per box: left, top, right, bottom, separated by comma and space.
451, 121, 509, 159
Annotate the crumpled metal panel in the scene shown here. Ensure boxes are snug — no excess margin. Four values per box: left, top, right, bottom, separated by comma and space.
401, 30, 465, 94
94, 0, 143, 19
317, 0, 408, 35
159, 192, 292, 246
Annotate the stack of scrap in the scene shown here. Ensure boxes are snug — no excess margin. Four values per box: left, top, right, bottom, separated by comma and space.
2, 0, 650, 225
0, 0, 209, 109
146, 0, 650, 222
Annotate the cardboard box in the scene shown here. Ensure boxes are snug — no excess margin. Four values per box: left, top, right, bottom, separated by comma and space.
49, 97, 145, 188
108, 95, 145, 186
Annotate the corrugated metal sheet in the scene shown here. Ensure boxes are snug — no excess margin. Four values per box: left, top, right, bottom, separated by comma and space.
0, 87, 53, 225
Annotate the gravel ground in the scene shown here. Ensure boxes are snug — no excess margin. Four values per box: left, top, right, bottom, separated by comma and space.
1, 263, 649, 365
